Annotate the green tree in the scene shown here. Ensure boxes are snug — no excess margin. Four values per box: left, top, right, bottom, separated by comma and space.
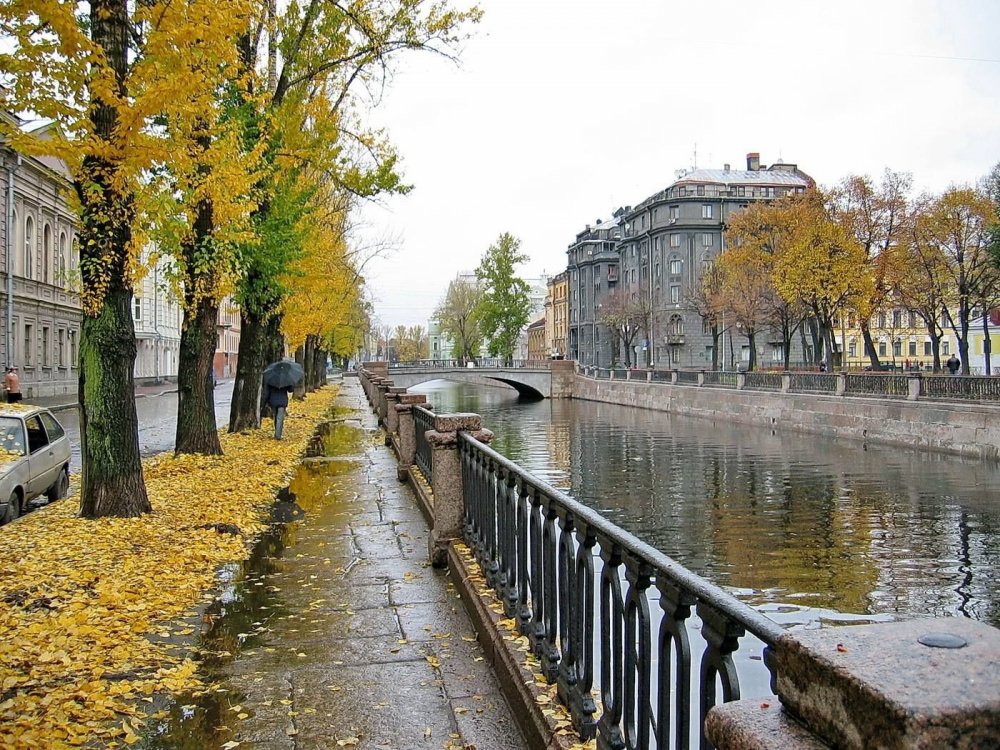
475, 233, 531, 363
435, 279, 483, 364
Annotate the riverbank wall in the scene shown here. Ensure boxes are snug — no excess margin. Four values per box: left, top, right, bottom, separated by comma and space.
571, 374, 1000, 460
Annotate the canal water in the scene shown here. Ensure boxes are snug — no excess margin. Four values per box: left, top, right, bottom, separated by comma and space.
413, 380, 1000, 630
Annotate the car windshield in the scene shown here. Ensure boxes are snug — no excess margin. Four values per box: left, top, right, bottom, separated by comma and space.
0, 417, 26, 459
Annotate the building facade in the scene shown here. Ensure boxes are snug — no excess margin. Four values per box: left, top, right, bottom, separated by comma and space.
566, 213, 623, 366
545, 271, 568, 358
1, 114, 82, 398
214, 296, 240, 379
526, 318, 546, 361
617, 153, 814, 369
132, 252, 183, 384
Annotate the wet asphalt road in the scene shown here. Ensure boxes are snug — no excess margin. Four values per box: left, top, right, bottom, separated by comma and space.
58, 380, 235, 476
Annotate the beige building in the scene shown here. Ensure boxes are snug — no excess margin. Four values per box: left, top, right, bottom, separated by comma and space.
1, 113, 82, 398
545, 271, 568, 358
526, 318, 547, 361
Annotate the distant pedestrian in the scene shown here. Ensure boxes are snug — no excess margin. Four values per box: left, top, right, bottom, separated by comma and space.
263, 382, 293, 439
4, 368, 21, 403
946, 354, 961, 375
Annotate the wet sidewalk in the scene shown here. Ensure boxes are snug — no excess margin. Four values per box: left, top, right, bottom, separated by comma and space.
21, 381, 183, 412
161, 377, 527, 749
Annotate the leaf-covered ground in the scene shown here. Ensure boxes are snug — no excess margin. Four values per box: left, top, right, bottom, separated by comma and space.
0, 388, 336, 748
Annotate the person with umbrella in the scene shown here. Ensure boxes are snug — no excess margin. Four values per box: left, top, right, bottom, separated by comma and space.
262, 358, 304, 439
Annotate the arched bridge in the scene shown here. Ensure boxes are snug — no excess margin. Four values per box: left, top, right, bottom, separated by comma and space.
386, 363, 555, 399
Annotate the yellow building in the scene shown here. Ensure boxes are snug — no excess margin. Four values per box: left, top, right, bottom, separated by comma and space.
545, 271, 568, 358
526, 318, 547, 361
838, 306, 956, 370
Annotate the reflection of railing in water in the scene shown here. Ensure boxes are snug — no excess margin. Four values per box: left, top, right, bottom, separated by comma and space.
413, 405, 434, 480
459, 431, 782, 749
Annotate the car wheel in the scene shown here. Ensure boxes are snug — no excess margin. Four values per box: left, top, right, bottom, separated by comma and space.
47, 467, 70, 502
1, 492, 19, 525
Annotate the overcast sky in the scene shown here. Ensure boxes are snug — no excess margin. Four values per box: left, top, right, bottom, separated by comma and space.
359, 0, 1000, 328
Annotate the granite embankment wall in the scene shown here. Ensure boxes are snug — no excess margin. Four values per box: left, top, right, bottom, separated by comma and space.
572, 375, 1000, 460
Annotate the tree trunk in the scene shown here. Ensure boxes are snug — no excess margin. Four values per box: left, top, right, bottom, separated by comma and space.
78, 0, 150, 519
229, 308, 279, 432
175, 295, 222, 454
711, 324, 720, 371
293, 343, 307, 399
861, 319, 881, 369
983, 314, 992, 375
746, 331, 756, 371
927, 321, 942, 372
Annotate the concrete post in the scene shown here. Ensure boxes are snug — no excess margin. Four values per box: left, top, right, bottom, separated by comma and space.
394, 394, 429, 482
736, 372, 746, 390
610, 369, 616, 381
376, 379, 393, 427
698, 370, 706, 387
625, 368, 632, 381
646, 369, 652, 382
708, 618, 1000, 749
907, 372, 922, 401
426, 413, 493, 567
671, 369, 679, 385
781, 373, 792, 393
836, 371, 847, 396
384, 387, 406, 445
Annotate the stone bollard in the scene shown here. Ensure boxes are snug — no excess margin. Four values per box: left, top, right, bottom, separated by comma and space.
781, 372, 792, 393
375, 379, 393, 426
836, 371, 848, 396
907, 372, 922, 401
384, 387, 406, 445
394, 394, 429, 482
646, 369, 652, 382
707, 617, 1000, 750
698, 370, 706, 387
671, 369, 680, 385
426, 413, 494, 568
736, 372, 746, 390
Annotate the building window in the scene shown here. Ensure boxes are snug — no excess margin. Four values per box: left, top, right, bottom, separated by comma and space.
892, 309, 902, 328
42, 326, 50, 367
134, 296, 142, 321
670, 285, 681, 304
669, 234, 680, 248
878, 312, 887, 328
908, 340, 917, 356
893, 339, 902, 357
669, 259, 682, 275
702, 233, 713, 247
848, 340, 857, 357
24, 215, 34, 279
58, 231, 68, 286
670, 205, 679, 219
909, 311, 917, 328
701, 204, 713, 219
848, 312, 856, 328
669, 315, 684, 335
58, 329, 65, 367
43, 224, 52, 284
697, 185, 705, 196
942, 341, 950, 355
24, 324, 33, 367
879, 340, 887, 356
68, 330, 76, 368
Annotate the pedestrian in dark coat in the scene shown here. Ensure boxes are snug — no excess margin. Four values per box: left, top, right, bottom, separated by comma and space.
263, 382, 294, 439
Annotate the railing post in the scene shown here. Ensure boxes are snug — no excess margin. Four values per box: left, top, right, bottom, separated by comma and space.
375, 378, 392, 427
426, 413, 493, 567
610, 369, 616, 381
394, 394, 429, 482
671, 369, 679, 385
907, 372, 922, 401
781, 372, 792, 393
646, 369, 652, 382
836, 371, 847, 396
736, 372, 746, 390
698, 370, 706, 387
626, 368, 632, 381
383, 387, 406, 445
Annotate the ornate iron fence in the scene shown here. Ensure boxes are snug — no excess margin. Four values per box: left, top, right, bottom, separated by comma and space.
459, 432, 783, 750
702, 371, 738, 388
788, 373, 838, 393
921, 375, 1000, 400
845, 373, 909, 398
743, 372, 781, 391
650, 369, 673, 383
676, 370, 700, 385
413, 405, 435, 480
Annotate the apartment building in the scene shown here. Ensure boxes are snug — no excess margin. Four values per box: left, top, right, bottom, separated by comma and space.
566, 212, 623, 366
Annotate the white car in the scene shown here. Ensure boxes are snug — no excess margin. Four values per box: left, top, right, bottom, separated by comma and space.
0, 405, 72, 525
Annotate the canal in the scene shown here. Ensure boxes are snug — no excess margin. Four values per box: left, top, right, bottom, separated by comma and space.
413, 380, 1000, 629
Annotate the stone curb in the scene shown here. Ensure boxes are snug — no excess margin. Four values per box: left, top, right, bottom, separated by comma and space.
447, 541, 579, 750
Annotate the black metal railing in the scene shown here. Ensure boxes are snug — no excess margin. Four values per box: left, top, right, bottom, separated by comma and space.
743, 372, 781, 391
413, 405, 435, 480
788, 372, 838, 393
844, 373, 909, 398
921, 375, 1000, 400
702, 371, 738, 388
459, 432, 784, 750
676, 370, 700, 385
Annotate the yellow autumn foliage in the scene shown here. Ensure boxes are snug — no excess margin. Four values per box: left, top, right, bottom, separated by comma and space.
0, 387, 336, 748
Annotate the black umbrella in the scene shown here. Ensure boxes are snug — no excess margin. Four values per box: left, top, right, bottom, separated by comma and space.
263, 359, 305, 389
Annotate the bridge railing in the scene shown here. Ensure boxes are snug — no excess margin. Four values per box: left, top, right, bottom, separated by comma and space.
413, 405, 435, 480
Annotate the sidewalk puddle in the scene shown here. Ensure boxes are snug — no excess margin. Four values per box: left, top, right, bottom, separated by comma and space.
140, 419, 365, 748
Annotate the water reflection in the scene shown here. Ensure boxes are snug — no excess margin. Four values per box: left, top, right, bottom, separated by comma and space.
414, 380, 1000, 627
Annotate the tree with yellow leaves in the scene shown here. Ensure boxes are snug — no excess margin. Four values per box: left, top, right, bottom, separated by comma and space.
0, 0, 254, 516
228, 0, 482, 431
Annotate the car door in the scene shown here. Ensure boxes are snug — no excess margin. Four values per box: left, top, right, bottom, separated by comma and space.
24, 415, 52, 499
39, 411, 69, 475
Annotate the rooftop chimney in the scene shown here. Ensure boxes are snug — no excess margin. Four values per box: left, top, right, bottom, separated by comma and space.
747, 152, 760, 171
724, 163, 730, 172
